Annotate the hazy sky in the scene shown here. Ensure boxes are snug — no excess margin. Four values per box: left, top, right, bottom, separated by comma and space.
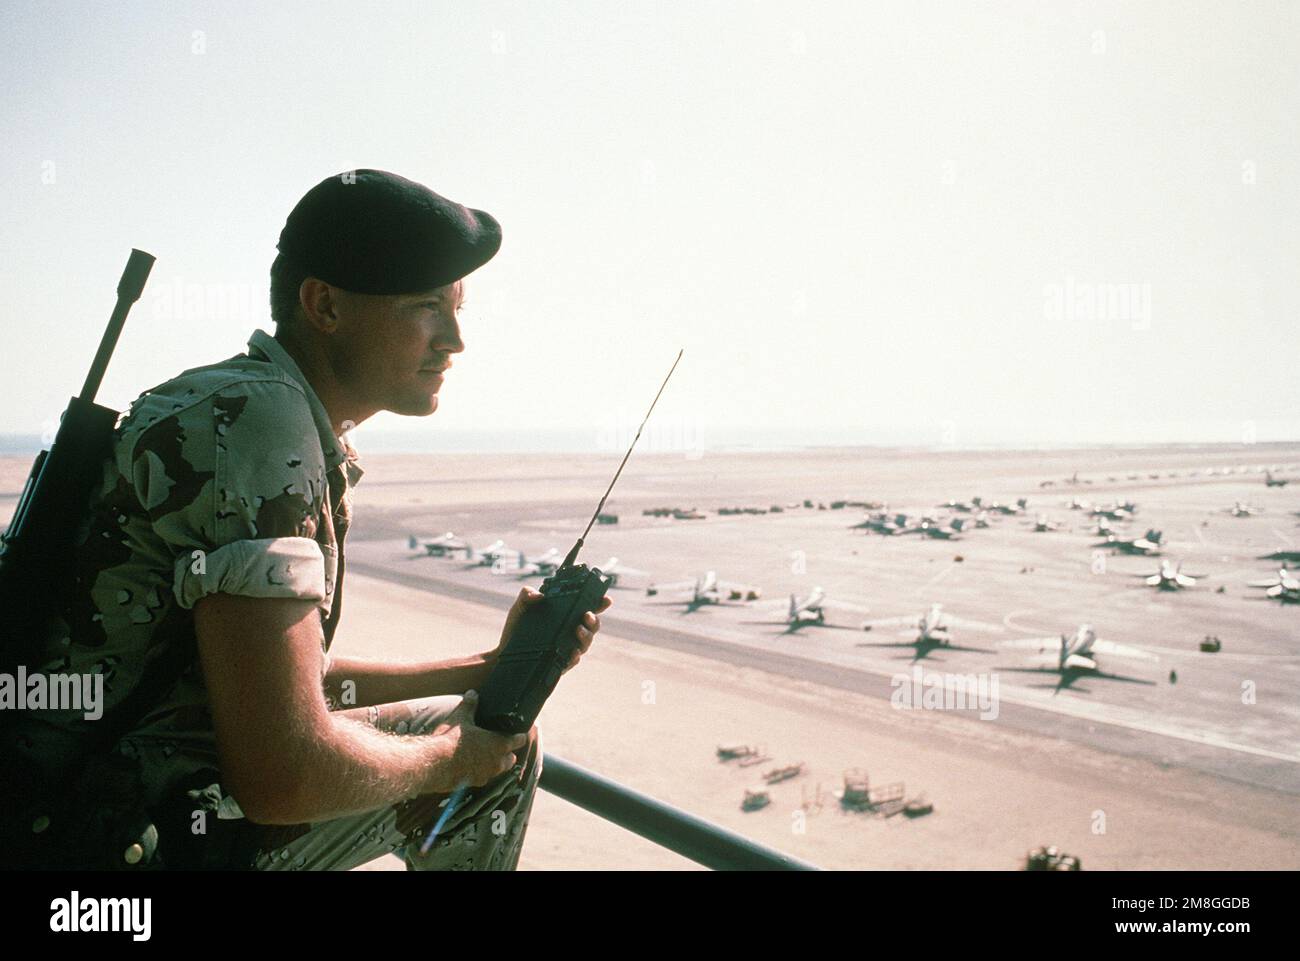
2, 1, 1297, 451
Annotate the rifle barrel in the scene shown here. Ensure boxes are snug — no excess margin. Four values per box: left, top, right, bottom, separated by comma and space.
79, 248, 155, 403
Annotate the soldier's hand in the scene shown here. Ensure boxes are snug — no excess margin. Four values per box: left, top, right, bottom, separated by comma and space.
428, 690, 528, 792
562, 595, 612, 675
491, 587, 546, 659
490, 587, 611, 674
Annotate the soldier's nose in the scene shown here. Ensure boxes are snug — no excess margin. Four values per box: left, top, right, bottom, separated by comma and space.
436, 318, 465, 354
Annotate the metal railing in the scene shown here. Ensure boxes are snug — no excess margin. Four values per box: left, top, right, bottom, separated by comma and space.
539, 754, 820, 871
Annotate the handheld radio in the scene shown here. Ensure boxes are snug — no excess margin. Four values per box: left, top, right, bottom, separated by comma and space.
474, 350, 683, 733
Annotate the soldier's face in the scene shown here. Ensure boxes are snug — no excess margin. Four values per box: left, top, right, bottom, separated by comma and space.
330, 280, 466, 417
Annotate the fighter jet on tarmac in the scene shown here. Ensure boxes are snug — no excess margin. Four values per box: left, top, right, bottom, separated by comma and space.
858, 604, 1002, 661
999, 625, 1159, 693
1135, 559, 1205, 591
646, 570, 762, 612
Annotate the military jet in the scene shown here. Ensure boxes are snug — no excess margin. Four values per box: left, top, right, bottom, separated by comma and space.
748, 588, 870, 634
1095, 528, 1163, 556
592, 557, 647, 589
411, 531, 472, 558
1265, 472, 1289, 488
1064, 497, 1092, 511
464, 539, 523, 570
782, 589, 831, 629
999, 625, 1158, 693
852, 512, 921, 536
1225, 501, 1261, 518
646, 570, 761, 612
1135, 559, 1204, 591
1089, 518, 1119, 538
1028, 513, 1066, 533
858, 604, 1002, 660
1091, 501, 1137, 522
935, 499, 976, 513
493, 546, 563, 578
989, 498, 1029, 516
917, 517, 969, 540
1247, 567, 1300, 604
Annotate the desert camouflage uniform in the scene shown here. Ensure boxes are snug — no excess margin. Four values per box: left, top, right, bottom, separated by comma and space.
5, 329, 538, 870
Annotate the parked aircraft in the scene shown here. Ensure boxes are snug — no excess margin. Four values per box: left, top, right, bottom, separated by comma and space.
1095, 529, 1163, 556
999, 625, 1159, 693
646, 570, 762, 612
858, 604, 1002, 660
1248, 567, 1300, 604
1136, 559, 1204, 591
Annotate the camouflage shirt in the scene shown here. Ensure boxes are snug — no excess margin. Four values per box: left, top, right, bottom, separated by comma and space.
12, 328, 363, 814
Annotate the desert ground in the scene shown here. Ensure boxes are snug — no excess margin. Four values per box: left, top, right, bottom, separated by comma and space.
3, 443, 1299, 869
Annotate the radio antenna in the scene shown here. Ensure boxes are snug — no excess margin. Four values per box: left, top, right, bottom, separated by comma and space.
561, 348, 683, 569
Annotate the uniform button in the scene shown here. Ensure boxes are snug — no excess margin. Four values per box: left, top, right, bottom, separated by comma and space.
31, 815, 50, 834
124, 843, 144, 865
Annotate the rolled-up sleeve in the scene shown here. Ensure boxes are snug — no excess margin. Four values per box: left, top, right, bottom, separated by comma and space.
172, 536, 328, 610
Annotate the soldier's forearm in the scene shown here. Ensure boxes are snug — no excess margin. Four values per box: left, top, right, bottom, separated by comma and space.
323, 653, 497, 708
242, 715, 455, 825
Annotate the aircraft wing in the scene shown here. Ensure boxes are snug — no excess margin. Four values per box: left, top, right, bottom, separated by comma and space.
1091, 639, 1159, 662
645, 578, 698, 595
1001, 636, 1064, 652
945, 615, 1006, 633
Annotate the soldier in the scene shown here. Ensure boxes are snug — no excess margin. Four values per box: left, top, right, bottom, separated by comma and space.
5, 169, 609, 870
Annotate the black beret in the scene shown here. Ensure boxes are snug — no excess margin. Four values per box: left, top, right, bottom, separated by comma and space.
276, 169, 502, 294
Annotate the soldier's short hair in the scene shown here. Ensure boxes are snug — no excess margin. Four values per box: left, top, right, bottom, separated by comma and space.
269, 253, 311, 328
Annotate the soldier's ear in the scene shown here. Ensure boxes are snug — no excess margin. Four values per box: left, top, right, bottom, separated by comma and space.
298, 278, 339, 333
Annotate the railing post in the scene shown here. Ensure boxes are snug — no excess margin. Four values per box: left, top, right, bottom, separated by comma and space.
538, 754, 820, 871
